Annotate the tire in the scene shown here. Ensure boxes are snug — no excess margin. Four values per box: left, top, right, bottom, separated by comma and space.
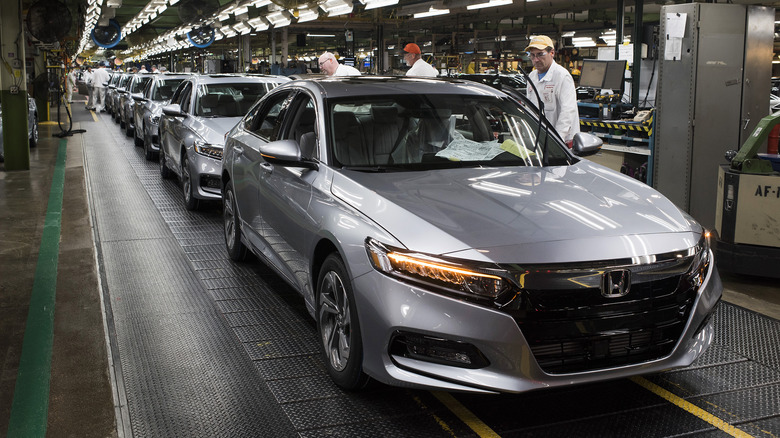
159, 146, 172, 179
133, 122, 143, 146
181, 151, 200, 211
125, 119, 133, 137
316, 254, 370, 390
223, 183, 248, 261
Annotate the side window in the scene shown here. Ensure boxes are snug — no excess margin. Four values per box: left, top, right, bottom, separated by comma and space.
285, 96, 317, 159
170, 82, 189, 106
178, 83, 193, 113
250, 91, 293, 141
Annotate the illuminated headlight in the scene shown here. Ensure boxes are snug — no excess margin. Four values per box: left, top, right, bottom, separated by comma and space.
686, 231, 711, 289
365, 238, 512, 300
194, 141, 223, 159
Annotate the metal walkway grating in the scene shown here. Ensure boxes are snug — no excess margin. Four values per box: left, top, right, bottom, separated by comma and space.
85, 114, 780, 437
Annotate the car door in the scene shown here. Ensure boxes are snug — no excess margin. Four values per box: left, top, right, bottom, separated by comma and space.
162, 81, 192, 173
254, 93, 320, 292
230, 89, 295, 263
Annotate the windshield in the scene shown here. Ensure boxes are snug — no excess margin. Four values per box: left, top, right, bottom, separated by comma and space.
194, 82, 270, 117
327, 94, 571, 170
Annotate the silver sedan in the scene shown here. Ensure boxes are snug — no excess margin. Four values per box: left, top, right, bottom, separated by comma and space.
159, 74, 289, 210
131, 73, 190, 160
221, 77, 722, 394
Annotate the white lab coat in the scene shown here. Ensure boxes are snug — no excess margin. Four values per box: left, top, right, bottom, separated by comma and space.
526, 61, 580, 143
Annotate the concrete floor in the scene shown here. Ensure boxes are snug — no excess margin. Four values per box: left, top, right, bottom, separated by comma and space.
0, 99, 778, 436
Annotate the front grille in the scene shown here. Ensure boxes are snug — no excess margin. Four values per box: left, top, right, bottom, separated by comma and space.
504, 271, 697, 374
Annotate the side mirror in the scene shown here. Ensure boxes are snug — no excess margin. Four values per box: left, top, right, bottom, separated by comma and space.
571, 132, 603, 157
131, 93, 146, 102
259, 139, 318, 170
162, 103, 186, 118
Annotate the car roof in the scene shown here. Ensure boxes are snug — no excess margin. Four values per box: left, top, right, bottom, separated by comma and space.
185, 74, 289, 85
283, 76, 508, 99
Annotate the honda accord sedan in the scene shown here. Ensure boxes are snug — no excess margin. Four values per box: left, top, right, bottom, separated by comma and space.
221, 77, 721, 394
159, 74, 289, 210
131, 73, 190, 159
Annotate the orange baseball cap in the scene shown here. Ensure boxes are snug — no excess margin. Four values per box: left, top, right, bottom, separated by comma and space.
403, 43, 421, 54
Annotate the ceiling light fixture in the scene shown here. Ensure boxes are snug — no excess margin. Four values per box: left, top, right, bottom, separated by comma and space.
413, 6, 449, 18
296, 7, 318, 23
361, 0, 399, 10
466, 0, 512, 10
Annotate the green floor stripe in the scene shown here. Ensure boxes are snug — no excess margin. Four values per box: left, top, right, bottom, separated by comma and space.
6, 139, 68, 438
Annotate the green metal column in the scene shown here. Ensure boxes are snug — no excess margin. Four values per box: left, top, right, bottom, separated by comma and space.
0, 0, 31, 170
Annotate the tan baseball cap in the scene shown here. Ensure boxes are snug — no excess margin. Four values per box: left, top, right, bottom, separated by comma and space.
525, 35, 554, 51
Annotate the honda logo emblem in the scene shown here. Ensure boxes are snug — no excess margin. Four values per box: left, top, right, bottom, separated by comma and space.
601, 270, 631, 298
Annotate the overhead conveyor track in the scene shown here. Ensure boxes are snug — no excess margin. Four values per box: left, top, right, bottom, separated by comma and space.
83, 112, 780, 437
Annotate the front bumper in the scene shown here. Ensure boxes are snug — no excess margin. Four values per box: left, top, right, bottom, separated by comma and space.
188, 152, 222, 200
353, 254, 722, 394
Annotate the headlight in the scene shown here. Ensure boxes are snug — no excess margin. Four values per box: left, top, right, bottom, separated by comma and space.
686, 231, 711, 289
194, 141, 223, 159
365, 238, 513, 300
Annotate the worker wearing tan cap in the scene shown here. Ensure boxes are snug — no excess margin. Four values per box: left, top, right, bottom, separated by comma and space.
525, 35, 580, 145
403, 43, 439, 77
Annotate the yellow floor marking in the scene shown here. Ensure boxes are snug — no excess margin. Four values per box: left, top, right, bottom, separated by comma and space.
631, 377, 754, 438
432, 391, 501, 438
91, 110, 98, 122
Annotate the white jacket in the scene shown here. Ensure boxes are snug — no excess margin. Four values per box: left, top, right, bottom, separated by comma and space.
526, 61, 580, 142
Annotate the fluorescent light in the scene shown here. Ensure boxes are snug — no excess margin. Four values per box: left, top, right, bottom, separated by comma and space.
248, 16, 269, 30
233, 5, 249, 15
572, 37, 595, 47
266, 10, 291, 27
308, 33, 335, 38
321, 0, 352, 16
413, 6, 449, 18
467, 0, 512, 10
296, 7, 318, 22
362, 0, 398, 10
252, 0, 272, 6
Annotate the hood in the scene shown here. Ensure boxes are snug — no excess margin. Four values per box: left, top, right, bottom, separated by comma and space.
190, 116, 242, 145
331, 161, 701, 264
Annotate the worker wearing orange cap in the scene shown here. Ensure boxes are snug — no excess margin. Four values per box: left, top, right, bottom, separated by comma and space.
525, 35, 579, 145
403, 43, 438, 77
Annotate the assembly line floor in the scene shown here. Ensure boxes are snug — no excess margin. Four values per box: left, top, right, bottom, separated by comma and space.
2, 101, 780, 437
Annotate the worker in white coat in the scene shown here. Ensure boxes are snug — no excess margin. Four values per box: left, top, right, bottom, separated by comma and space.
403, 43, 438, 77
524, 35, 580, 145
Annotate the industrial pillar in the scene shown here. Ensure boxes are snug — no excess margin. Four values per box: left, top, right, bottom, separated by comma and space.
0, 0, 31, 170
615, 0, 624, 60
282, 28, 288, 67
631, 0, 643, 109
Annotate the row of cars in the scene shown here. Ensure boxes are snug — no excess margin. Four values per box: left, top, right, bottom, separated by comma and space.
102, 71, 290, 209
106, 73, 722, 394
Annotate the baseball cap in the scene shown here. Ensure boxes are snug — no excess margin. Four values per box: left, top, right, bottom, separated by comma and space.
403, 43, 421, 54
524, 35, 554, 51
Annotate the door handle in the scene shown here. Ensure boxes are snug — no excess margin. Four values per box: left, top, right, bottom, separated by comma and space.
260, 162, 273, 173
233, 145, 243, 155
